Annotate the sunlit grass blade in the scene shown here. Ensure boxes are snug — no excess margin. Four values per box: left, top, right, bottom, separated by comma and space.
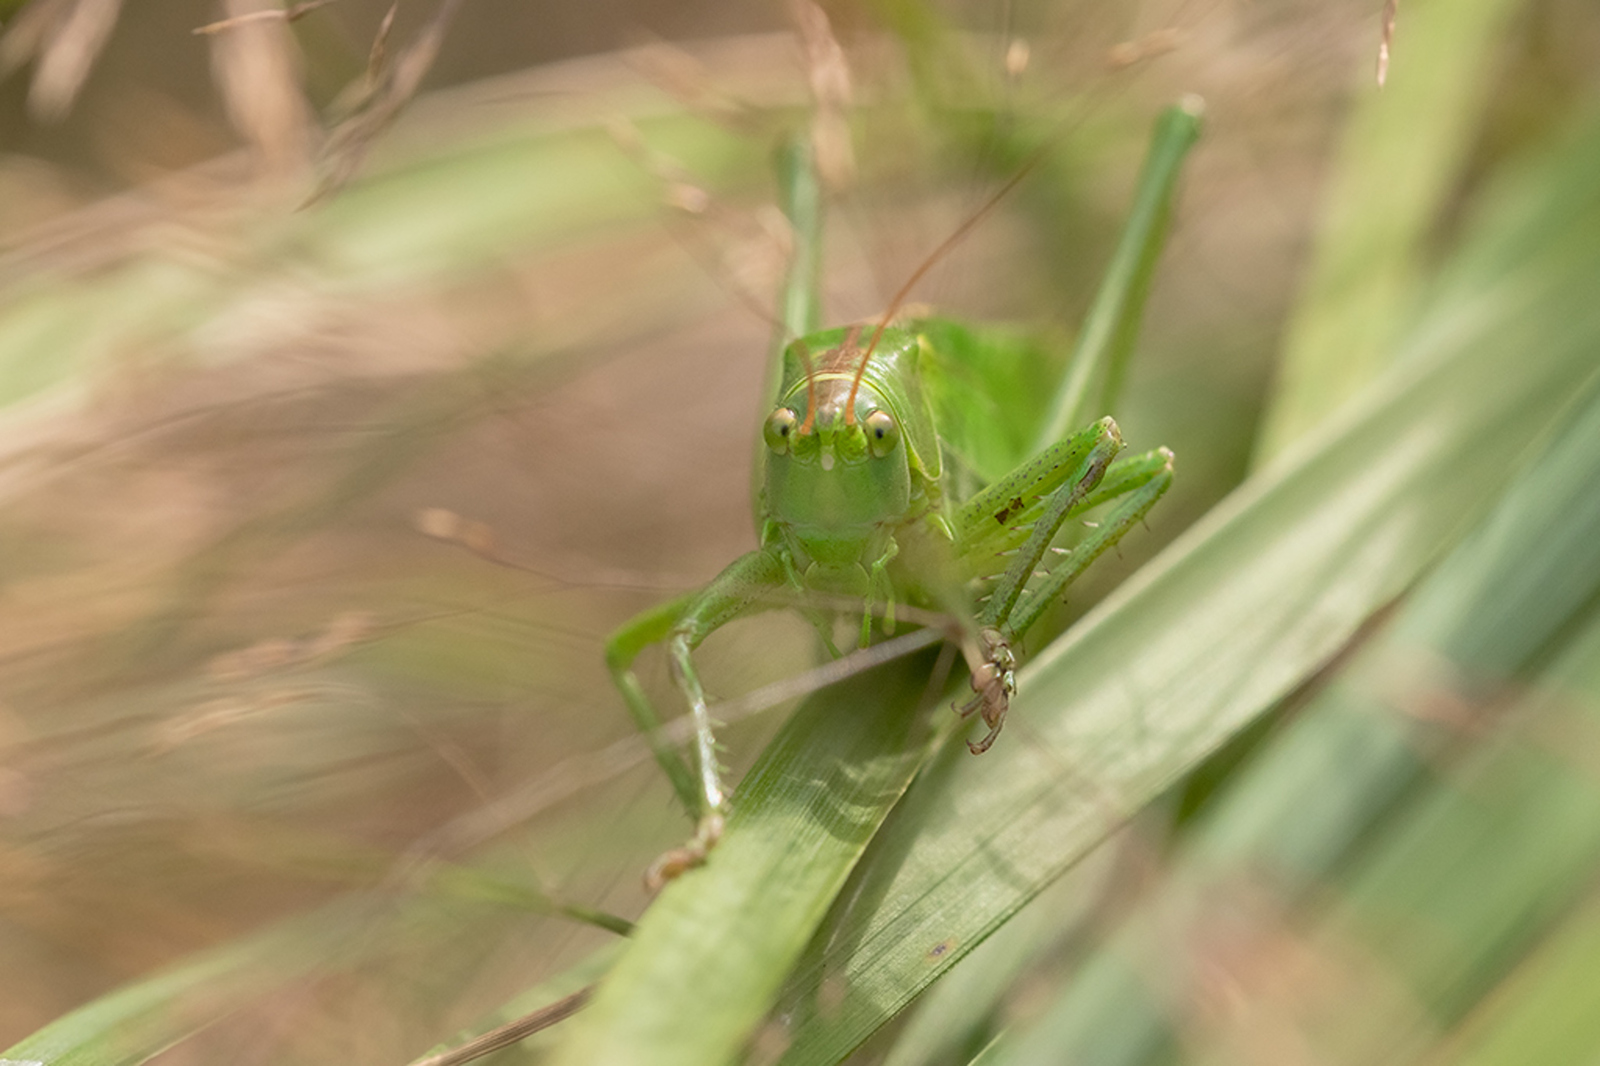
878, 856, 1115, 1066
1255, 0, 1532, 459
972, 335, 1600, 1066
404, 941, 624, 1065
0, 100, 763, 413
549, 651, 943, 1066
771, 101, 1600, 1065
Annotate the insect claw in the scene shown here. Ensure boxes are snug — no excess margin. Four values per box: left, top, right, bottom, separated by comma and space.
967, 722, 1003, 755
954, 627, 1015, 753
643, 812, 725, 893
644, 846, 699, 892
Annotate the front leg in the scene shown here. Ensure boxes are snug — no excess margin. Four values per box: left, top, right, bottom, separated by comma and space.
605, 547, 792, 885
860, 535, 900, 646
953, 432, 1174, 753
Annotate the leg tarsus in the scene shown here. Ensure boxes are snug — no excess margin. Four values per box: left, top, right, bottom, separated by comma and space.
643, 812, 725, 893
953, 626, 1016, 754
967, 718, 1004, 756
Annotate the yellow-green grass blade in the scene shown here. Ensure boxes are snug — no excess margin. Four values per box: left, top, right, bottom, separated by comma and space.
0, 899, 387, 1066
0, 106, 761, 413
770, 103, 1600, 1064
404, 939, 624, 1065
0, 851, 629, 1066
1442, 893, 1600, 1066
1254, 0, 1533, 461
550, 650, 943, 1066
973, 344, 1600, 1066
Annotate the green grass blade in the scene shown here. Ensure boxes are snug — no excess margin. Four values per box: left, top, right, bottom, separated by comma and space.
771, 103, 1600, 1065
1036, 98, 1203, 451
1443, 894, 1600, 1066
879, 860, 1113, 1066
774, 132, 825, 345
548, 652, 942, 1066
1254, 0, 1531, 460
0, 901, 374, 1066
0, 109, 759, 415
405, 941, 623, 1065
1333, 616, 1600, 1031
0, 846, 634, 1066
975, 346, 1600, 1066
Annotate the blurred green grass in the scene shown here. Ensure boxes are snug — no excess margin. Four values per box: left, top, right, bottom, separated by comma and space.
2, 2, 1600, 1065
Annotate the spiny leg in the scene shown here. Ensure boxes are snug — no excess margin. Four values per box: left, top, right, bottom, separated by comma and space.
944, 419, 1121, 752
945, 102, 1201, 753
604, 547, 791, 886
605, 595, 703, 815
1007, 448, 1175, 638
667, 630, 727, 829
956, 441, 1174, 753
968, 418, 1124, 630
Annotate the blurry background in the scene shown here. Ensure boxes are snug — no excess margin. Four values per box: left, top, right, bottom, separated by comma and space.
1, 0, 1599, 1064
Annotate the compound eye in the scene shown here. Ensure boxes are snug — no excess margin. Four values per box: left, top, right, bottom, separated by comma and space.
865, 409, 899, 458
764, 407, 799, 454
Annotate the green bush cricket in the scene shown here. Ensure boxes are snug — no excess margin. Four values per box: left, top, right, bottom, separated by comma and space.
606, 96, 1203, 887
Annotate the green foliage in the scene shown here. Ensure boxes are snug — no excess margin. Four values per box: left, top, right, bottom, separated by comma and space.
4, 4, 1600, 1066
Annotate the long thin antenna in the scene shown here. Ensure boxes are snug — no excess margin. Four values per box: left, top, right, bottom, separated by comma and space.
795, 338, 819, 433
840, 25, 1183, 422
842, 139, 1058, 423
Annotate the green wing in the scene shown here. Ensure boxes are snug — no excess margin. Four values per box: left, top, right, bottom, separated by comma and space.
913, 317, 1068, 487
